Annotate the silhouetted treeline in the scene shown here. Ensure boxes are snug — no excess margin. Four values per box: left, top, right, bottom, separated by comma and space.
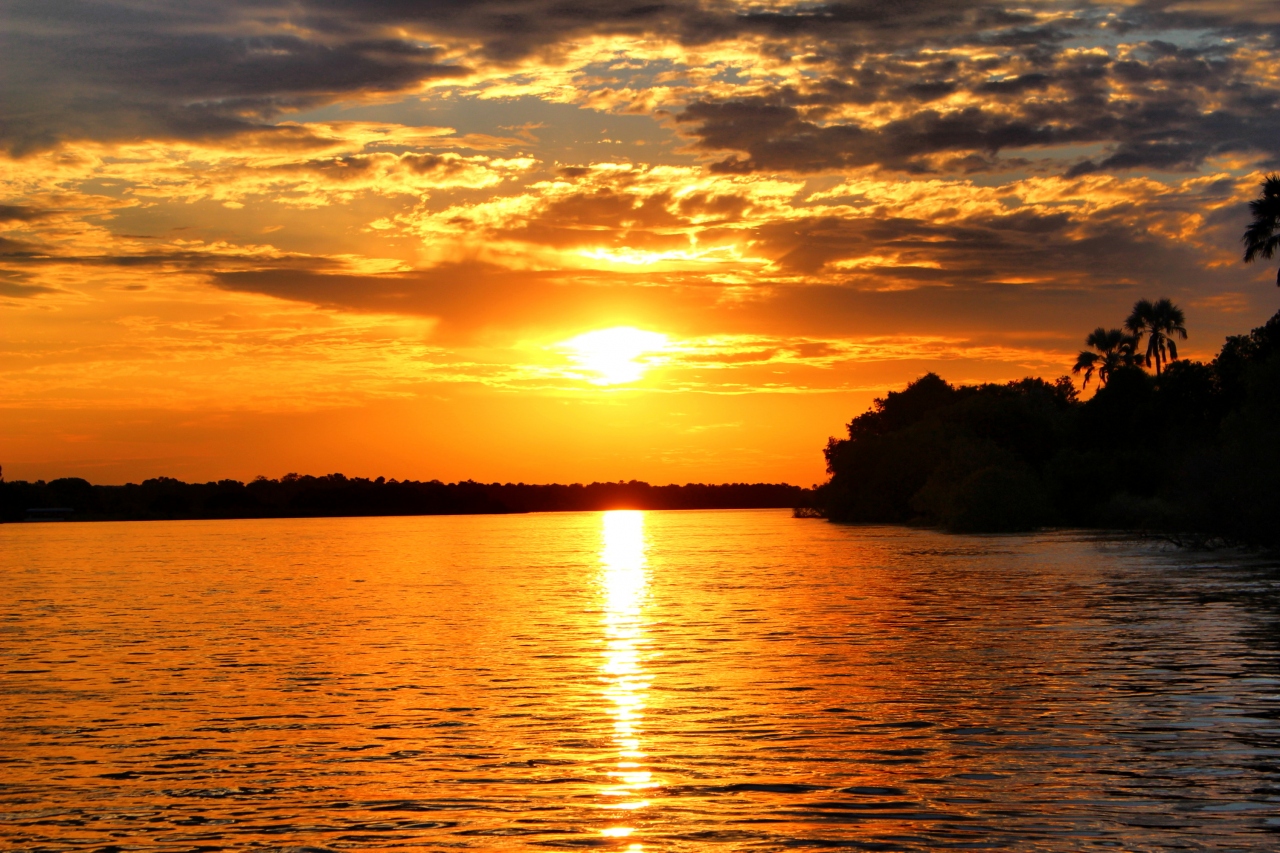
817, 310, 1280, 547
0, 474, 809, 523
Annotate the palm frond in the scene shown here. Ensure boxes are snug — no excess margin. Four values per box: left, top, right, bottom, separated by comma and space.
1243, 174, 1280, 267
1072, 351, 1098, 373
1242, 220, 1280, 261
1152, 298, 1187, 339
1072, 351, 1098, 388
1125, 299, 1154, 336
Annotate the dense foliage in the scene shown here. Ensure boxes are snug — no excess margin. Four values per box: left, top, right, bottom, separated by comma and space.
818, 310, 1280, 547
0, 475, 808, 522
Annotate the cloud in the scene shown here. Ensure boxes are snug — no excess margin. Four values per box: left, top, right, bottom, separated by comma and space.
0, 204, 53, 223
2, 132, 1250, 338
6, 0, 1279, 180
213, 263, 717, 341
1, 1, 469, 152
158, 156, 1246, 371
0, 270, 57, 298
116, 147, 536, 208
211, 172, 1247, 343
675, 37, 1280, 176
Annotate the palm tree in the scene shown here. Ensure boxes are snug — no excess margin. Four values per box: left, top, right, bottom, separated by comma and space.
1242, 173, 1280, 286
1125, 298, 1187, 375
1072, 327, 1137, 389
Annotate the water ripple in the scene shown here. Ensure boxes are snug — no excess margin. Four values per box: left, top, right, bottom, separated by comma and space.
2, 511, 1279, 850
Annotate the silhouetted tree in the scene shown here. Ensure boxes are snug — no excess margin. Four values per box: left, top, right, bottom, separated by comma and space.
1072, 327, 1137, 389
1242, 172, 1280, 286
1125, 298, 1187, 375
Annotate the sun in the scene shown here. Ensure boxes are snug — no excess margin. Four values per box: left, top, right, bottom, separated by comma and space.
564, 327, 668, 385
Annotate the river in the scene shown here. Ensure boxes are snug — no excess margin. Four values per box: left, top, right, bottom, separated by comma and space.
2, 509, 1279, 850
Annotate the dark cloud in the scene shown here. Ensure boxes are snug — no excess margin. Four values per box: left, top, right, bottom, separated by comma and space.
298, 0, 1029, 61
0, 270, 56, 297
301, 0, 684, 62
0, 205, 52, 223
212, 256, 1246, 350
747, 203, 1210, 293
214, 263, 719, 340
0, 245, 341, 273
6, 0, 1276, 173
494, 187, 692, 251
1, 0, 1276, 188
677, 37, 1280, 175
1, 0, 691, 151
718, 1, 1039, 46
341, 0, 1270, 61
0, 282, 55, 297
0, 235, 42, 257
681, 100, 1070, 174
1111, 0, 1280, 37
0, 2, 467, 153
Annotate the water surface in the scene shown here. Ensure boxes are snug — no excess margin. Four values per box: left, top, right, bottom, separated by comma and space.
2, 510, 1279, 850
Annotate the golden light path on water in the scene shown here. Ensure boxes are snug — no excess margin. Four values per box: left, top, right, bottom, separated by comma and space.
598, 510, 654, 849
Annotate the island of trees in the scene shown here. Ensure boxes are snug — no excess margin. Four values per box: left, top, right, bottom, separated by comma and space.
814, 175, 1280, 548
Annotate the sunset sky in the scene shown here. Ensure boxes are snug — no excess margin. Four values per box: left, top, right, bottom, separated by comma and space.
4, 0, 1280, 486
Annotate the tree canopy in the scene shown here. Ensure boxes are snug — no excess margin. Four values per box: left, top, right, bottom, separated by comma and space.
817, 309, 1280, 546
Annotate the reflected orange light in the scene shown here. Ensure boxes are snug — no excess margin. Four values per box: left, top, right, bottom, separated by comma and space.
598, 509, 655, 845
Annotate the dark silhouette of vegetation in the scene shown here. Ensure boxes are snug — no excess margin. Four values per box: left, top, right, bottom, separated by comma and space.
1072, 327, 1137, 388
1243, 173, 1280, 286
818, 302, 1280, 548
1126, 298, 1187, 375
0, 475, 809, 523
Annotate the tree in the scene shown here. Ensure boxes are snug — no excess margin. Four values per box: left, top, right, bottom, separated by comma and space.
1072, 327, 1137, 389
1125, 298, 1187, 375
1242, 173, 1280, 286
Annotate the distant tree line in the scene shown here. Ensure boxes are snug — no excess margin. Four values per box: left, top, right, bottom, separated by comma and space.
0, 474, 810, 523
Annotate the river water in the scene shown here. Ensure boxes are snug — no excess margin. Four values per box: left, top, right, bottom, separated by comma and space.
2, 510, 1279, 851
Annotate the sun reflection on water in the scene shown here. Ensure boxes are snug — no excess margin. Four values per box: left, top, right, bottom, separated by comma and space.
598, 510, 654, 846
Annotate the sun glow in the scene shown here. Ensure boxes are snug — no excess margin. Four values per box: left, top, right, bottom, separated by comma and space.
564, 327, 668, 385
578, 245, 749, 266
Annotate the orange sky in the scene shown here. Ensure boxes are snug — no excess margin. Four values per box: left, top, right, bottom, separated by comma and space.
3, 0, 1280, 485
